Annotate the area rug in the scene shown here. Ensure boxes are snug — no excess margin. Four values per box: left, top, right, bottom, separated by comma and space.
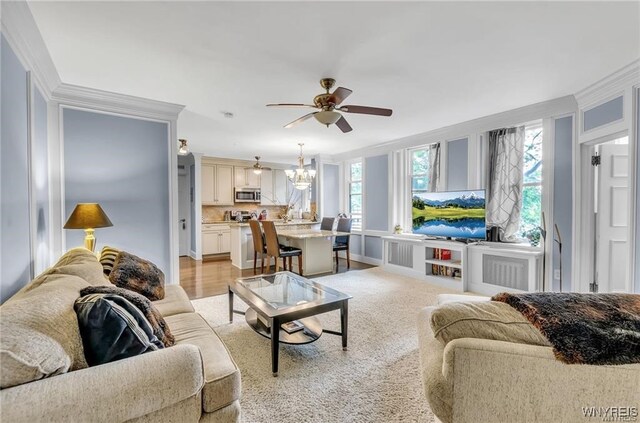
191, 267, 453, 423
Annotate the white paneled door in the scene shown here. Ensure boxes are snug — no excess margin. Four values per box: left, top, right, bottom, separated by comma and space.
596, 143, 630, 293
178, 174, 190, 256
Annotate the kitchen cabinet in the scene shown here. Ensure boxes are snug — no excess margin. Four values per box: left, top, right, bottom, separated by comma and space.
260, 169, 289, 206
202, 163, 233, 205
234, 167, 260, 188
202, 224, 231, 254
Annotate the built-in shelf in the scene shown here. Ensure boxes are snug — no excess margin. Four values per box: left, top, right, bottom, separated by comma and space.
424, 258, 462, 269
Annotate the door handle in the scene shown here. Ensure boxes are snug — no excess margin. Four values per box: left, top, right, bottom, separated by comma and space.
179, 219, 186, 230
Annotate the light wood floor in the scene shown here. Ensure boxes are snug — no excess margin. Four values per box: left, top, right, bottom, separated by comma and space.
179, 255, 374, 300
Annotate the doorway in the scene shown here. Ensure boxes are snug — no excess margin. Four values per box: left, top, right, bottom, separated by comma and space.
579, 135, 631, 293
178, 164, 191, 257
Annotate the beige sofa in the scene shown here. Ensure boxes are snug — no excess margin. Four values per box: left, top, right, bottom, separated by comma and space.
0, 248, 241, 422
418, 294, 640, 423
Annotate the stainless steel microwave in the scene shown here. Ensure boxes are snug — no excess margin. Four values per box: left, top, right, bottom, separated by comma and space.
234, 188, 261, 203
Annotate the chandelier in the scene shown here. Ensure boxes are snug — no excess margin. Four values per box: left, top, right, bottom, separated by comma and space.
285, 143, 316, 190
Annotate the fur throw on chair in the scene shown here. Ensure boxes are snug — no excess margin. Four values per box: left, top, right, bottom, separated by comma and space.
493, 292, 640, 365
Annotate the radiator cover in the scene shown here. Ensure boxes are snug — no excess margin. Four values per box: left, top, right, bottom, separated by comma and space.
482, 254, 529, 291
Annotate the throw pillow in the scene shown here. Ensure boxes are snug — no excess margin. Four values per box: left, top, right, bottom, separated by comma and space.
99, 246, 120, 276
74, 293, 164, 366
430, 300, 551, 346
80, 286, 175, 347
109, 251, 165, 301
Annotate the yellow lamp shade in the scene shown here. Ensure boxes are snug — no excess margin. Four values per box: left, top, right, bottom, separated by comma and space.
64, 203, 113, 252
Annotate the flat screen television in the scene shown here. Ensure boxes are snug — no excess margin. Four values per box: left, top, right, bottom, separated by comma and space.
412, 190, 486, 240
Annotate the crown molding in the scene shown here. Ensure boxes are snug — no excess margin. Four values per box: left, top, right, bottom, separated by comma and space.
331, 95, 577, 161
52, 84, 185, 121
0, 1, 61, 99
574, 59, 640, 109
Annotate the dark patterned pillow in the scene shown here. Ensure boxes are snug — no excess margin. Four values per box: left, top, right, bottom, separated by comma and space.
109, 251, 165, 301
80, 286, 175, 347
99, 246, 120, 276
74, 293, 164, 366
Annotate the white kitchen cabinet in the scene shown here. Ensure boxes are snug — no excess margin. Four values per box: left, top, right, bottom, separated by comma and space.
273, 169, 289, 205
202, 163, 233, 206
234, 167, 260, 188
202, 224, 231, 254
260, 169, 274, 205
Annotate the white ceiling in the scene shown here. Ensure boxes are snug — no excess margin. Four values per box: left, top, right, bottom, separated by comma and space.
28, 1, 640, 163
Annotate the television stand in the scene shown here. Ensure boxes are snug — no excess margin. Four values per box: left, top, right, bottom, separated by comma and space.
382, 236, 467, 291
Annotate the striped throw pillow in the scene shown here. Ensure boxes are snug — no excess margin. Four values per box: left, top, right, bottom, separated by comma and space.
99, 246, 120, 276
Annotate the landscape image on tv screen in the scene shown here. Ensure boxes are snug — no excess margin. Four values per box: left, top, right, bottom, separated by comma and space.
412, 190, 486, 239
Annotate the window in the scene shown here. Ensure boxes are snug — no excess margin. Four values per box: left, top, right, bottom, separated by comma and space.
520, 125, 543, 237
348, 161, 362, 231
410, 148, 430, 195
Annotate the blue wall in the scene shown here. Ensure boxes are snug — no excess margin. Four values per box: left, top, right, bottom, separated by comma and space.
322, 163, 340, 217
583, 96, 623, 132
553, 116, 573, 291
447, 138, 468, 190
364, 155, 389, 231
1, 34, 32, 302
33, 88, 50, 273
63, 109, 171, 275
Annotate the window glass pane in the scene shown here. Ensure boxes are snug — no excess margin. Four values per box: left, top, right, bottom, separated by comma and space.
523, 128, 542, 183
350, 194, 362, 214
412, 177, 428, 191
351, 216, 362, 231
412, 150, 429, 175
350, 182, 362, 194
520, 185, 542, 234
350, 162, 362, 181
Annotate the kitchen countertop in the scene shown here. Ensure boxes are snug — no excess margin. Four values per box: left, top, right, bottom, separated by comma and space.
228, 220, 320, 227
277, 229, 349, 239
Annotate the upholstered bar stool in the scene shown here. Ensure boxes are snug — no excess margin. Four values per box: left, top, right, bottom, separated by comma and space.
262, 220, 303, 275
333, 218, 352, 271
249, 220, 266, 274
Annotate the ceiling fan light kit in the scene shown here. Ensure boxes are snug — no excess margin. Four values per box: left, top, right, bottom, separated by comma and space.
267, 78, 392, 133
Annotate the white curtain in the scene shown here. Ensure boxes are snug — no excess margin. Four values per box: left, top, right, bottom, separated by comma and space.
486, 126, 525, 241
428, 143, 441, 192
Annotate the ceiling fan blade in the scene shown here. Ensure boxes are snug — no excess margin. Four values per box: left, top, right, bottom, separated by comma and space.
267, 103, 317, 108
284, 112, 317, 129
335, 116, 353, 133
327, 87, 352, 105
340, 105, 393, 116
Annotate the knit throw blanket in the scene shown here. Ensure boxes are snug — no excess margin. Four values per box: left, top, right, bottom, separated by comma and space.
492, 292, 640, 365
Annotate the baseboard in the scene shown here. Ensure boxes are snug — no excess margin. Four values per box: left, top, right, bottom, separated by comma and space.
345, 253, 382, 267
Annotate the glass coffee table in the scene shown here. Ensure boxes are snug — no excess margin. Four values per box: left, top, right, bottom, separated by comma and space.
228, 271, 352, 376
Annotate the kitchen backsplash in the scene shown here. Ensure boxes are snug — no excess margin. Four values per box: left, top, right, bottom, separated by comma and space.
203, 202, 317, 222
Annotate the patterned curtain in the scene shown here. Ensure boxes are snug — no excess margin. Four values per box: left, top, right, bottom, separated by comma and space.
428, 143, 441, 192
486, 127, 525, 241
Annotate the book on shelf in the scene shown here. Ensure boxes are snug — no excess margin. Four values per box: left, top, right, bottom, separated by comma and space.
281, 320, 304, 334
257, 313, 271, 330
433, 248, 452, 261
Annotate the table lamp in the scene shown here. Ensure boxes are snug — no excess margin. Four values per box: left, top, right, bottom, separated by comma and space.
63, 203, 113, 252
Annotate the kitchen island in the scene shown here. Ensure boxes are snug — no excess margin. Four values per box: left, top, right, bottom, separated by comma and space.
230, 220, 320, 271
277, 229, 350, 275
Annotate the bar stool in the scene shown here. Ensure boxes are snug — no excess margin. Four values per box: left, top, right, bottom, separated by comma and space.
262, 220, 303, 275
320, 217, 335, 231
249, 220, 266, 274
333, 218, 352, 271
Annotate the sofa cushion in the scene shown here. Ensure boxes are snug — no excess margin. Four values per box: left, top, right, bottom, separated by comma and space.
109, 251, 165, 301
0, 248, 113, 388
430, 301, 551, 346
165, 313, 241, 413
153, 285, 195, 317
75, 293, 164, 366
99, 246, 120, 276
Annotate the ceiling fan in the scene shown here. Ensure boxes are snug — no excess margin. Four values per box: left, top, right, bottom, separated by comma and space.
252, 156, 271, 175
267, 78, 393, 133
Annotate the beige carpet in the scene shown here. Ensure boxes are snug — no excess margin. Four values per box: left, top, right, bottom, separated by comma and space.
192, 267, 453, 423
